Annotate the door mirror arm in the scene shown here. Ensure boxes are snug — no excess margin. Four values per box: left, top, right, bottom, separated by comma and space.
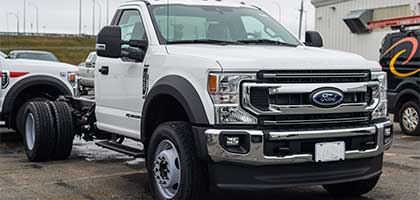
122, 46, 146, 62
121, 39, 148, 62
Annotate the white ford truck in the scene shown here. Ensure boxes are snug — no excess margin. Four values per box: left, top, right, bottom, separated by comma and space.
16, 0, 393, 199
0, 50, 78, 132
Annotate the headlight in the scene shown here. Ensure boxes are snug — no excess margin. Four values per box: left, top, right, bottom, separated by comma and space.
371, 72, 388, 119
208, 73, 257, 124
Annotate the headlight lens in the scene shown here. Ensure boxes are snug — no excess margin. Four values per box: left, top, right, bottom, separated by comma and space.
209, 73, 257, 124
371, 72, 388, 119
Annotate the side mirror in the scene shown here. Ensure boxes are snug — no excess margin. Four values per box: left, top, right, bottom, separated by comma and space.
305, 31, 323, 48
96, 26, 121, 58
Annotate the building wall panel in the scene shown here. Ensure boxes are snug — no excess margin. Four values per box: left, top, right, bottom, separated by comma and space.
313, 0, 418, 61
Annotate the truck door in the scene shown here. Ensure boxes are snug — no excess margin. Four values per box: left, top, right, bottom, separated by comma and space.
95, 7, 149, 139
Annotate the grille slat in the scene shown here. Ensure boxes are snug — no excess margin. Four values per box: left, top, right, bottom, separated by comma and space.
257, 70, 370, 83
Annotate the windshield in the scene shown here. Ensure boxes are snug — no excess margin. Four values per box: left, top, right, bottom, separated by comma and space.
150, 5, 301, 46
14, 52, 59, 62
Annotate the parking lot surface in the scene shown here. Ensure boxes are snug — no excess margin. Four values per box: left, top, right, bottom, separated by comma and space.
0, 123, 419, 200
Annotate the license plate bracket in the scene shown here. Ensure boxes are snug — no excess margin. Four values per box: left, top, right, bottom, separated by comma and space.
315, 141, 345, 163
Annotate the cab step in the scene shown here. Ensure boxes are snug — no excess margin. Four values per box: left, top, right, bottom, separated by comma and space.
96, 141, 145, 158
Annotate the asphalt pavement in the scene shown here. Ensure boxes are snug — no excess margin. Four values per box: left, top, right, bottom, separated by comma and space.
0, 122, 419, 200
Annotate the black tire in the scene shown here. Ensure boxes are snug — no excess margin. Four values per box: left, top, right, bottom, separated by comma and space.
22, 102, 56, 162
48, 101, 75, 160
146, 122, 208, 200
398, 101, 420, 136
323, 175, 380, 197
16, 97, 50, 135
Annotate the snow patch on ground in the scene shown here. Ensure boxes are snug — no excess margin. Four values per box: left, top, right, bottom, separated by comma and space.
71, 138, 144, 163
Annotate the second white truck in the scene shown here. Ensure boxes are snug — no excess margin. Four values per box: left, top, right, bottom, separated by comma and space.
0, 50, 78, 135
15, 0, 393, 199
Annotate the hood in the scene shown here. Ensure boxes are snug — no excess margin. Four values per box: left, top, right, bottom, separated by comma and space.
166, 45, 380, 71
4, 59, 79, 72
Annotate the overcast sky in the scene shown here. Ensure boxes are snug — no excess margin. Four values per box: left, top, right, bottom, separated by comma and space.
0, 0, 315, 37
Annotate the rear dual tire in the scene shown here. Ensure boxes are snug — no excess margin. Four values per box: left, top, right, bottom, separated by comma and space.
21, 101, 75, 162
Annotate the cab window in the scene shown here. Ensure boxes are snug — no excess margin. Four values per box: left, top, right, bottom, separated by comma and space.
118, 10, 147, 42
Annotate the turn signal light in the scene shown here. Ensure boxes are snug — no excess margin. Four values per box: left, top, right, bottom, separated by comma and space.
208, 74, 217, 93
68, 73, 76, 82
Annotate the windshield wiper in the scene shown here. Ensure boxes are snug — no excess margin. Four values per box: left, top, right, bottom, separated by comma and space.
236, 39, 298, 47
166, 39, 241, 45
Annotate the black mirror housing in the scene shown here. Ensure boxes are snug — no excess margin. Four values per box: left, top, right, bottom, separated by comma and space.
96, 26, 122, 58
305, 31, 324, 48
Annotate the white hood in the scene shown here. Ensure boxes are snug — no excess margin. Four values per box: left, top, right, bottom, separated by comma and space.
3, 59, 78, 73
166, 45, 381, 71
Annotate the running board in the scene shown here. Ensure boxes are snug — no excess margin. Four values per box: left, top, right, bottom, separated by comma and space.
96, 141, 145, 158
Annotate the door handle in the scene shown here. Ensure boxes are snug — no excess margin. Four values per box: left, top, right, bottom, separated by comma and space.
99, 66, 109, 75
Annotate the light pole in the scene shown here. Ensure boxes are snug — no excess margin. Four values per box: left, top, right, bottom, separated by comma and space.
272, 1, 282, 23
92, 0, 95, 36
8, 12, 20, 34
96, 1, 102, 31
298, 0, 304, 39
79, 0, 82, 35
106, 0, 110, 25
23, 0, 26, 34
83, 25, 87, 35
28, 2, 39, 34
6, 13, 9, 32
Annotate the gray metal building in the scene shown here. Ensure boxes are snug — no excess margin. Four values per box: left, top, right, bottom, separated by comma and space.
311, 0, 420, 61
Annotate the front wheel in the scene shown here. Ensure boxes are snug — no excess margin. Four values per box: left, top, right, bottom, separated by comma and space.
323, 175, 380, 197
398, 101, 420, 136
146, 122, 208, 200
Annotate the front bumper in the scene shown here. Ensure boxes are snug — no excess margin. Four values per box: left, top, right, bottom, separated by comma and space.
209, 154, 383, 190
202, 120, 393, 166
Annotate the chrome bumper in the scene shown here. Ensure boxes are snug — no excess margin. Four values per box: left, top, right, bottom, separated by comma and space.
205, 121, 393, 166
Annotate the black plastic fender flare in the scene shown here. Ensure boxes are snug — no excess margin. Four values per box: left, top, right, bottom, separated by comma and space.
2, 75, 72, 120
141, 75, 210, 140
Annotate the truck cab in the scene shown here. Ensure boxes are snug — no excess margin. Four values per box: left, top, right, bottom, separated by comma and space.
380, 28, 420, 136
19, 1, 393, 199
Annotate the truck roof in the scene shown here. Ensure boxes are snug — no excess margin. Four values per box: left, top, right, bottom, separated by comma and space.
122, 0, 254, 8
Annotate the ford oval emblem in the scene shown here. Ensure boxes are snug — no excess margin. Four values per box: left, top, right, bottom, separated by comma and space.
311, 89, 344, 108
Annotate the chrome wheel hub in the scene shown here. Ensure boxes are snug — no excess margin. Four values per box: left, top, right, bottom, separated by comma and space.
402, 107, 419, 132
25, 113, 36, 150
153, 140, 180, 199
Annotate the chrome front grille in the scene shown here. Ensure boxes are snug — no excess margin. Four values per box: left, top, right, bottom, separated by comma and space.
241, 71, 378, 126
